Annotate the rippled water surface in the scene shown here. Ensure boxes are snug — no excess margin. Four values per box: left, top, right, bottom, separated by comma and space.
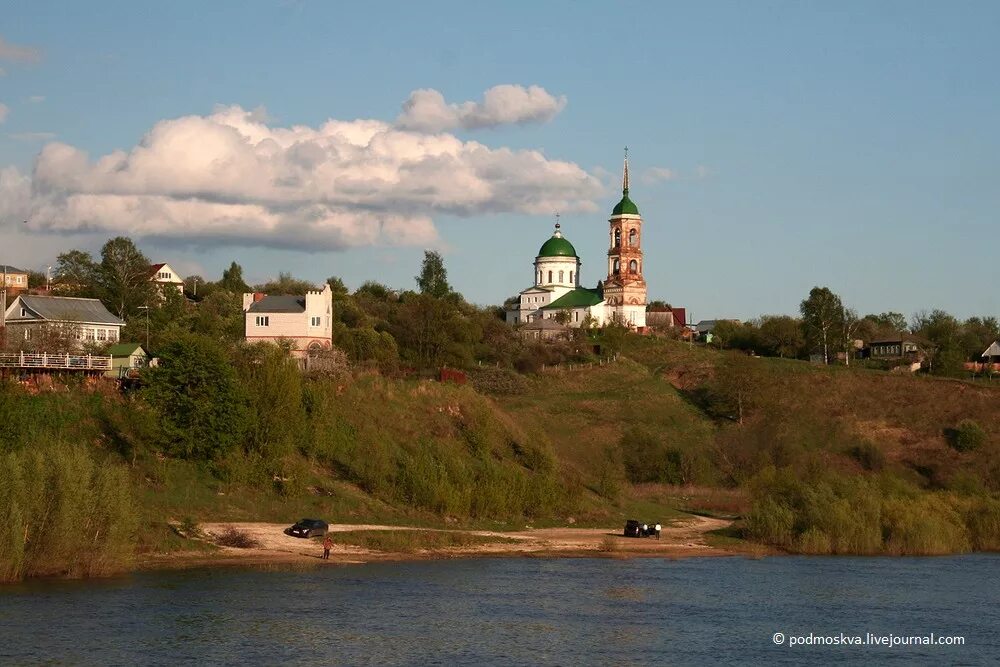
2, 555, 999, 665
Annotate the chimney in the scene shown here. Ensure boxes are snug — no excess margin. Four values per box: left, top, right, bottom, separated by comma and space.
254, 292, 265, 302
242, 292, 264, 312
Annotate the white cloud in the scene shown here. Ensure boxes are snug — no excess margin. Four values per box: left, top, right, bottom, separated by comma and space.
28, 95, 44, 104
0, 103, 8, 124
2, 93, 601, 251
9, 131, 55, 141
396, 84, 567, 132
641, 166, 676, 185
0, 36, 42, 63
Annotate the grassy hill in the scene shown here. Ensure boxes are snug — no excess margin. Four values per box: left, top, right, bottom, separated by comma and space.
2, 335, 1000, 580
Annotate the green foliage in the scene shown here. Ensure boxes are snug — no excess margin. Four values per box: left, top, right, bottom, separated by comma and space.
234, 344, 306, 463
0, 443, 135, 582
219, 261, 250, 294
416, 250, 452, 298
847, 440, 886, 471
99, 236, 157, 320
800, 286, 845, 364
143, 334, 248, 459
255, 271, 317, 295
620, 426, 686, 485
948, 419, 987, 452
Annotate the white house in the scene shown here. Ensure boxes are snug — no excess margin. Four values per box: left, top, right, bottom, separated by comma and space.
1, 264, 29, 292
149, 263, 184, 294
2, 294, 125, 347
243, 283, 333, 357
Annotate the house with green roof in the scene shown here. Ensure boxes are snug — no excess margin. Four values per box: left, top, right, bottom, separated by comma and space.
106, 342, 151, 379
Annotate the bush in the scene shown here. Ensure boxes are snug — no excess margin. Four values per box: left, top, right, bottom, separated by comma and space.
947, 419, 987, 452
0, 443, 135, 582
214, 526, 261, 549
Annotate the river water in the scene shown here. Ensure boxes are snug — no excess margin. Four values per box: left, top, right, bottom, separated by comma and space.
1, 555, 998, 666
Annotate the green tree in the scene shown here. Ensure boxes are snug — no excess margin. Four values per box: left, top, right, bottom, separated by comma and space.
99, 237, 155, 320
800, 286, 844, 364
416, 250, 451, 298
219, 262, 249, 294
326, 276, 350, 297
255, 272, 317, 295
142, 334, 248, 459
54, 249, 99, 297
758, 315, 805, 358
234, 344, 305, 461
911, 309, 963, 375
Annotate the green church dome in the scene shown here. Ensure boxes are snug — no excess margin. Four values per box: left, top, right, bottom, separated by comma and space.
612, 191, 640, 216
537, 229, 577, 257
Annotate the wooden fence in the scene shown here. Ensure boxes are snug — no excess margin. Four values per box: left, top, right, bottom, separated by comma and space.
0, 352, 112, 371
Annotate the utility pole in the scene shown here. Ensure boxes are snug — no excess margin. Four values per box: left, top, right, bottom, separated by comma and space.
1, 263, 7, 330
46, 266, 52, 292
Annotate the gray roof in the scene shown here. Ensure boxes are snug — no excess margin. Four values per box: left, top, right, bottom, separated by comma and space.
1, 264, 28, 274
983, 341, 1000, 358
246, 295, 306, 313
13, 295, 125, 325
522, 318, 568, 330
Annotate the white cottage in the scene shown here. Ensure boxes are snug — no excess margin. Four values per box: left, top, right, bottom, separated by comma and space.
243, 284, 333, 357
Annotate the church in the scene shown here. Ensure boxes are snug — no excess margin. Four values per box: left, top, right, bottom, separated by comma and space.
506, 153, 648, 330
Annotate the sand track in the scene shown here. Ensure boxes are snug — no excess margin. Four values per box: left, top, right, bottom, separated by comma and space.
159, 515, 735, 569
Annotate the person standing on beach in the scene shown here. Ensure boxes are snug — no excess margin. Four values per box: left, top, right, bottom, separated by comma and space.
322, 535, 333, 560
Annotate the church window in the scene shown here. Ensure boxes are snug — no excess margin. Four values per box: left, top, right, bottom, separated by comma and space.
548, 270, 553, 283
629, 259, 638, 273
628, 229, 637, 246
614, 229, 621, 248
613, 259, 620, 275
559, 270, 564, 283
569, 271, 574, 284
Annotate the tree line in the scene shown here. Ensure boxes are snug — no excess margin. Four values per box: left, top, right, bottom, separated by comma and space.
709, 285, 998, 376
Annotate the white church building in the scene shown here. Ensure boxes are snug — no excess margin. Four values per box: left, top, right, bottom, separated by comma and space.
506, 154, 648, 330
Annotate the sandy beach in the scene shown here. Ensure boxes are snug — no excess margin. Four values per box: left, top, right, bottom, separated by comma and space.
146, 515, 740, 571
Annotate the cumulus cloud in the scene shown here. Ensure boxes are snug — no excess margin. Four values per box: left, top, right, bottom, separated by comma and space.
0, 103, 8, 124
0, 36, 42, 63
2, 93, 601, 251
641, 167, 676, 185
396, 84, 567, 132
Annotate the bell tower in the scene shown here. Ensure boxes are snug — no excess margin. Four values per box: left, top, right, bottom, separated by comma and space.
603, 148, 647, 328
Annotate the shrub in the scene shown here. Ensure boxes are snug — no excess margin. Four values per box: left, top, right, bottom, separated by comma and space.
947, 419, 987, 452
214, 527, 261, 549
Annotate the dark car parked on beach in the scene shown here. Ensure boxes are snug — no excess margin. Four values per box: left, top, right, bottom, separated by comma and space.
623, 519, 661, 538
286, 519, 329, 538
624, 519, 643, 537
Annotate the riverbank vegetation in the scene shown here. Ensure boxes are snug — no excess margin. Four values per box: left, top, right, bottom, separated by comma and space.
1, 240, 998, 580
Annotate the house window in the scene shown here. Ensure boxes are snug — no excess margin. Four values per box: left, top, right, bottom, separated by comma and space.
97, 329, 107, 341
109, 329, 118, 341
255, 316, 269, 327
86, 329, 95, 341
20, 308, 27, 317
311, 316, 321, 327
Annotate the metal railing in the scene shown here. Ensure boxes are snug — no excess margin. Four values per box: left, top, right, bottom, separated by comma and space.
0, 352, 113, 371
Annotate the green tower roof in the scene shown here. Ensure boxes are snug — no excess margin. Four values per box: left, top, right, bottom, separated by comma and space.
612, 192, 639, 216
537, 226, 578, 257
612, 150, 640, 216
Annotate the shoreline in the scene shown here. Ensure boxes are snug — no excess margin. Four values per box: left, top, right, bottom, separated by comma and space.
139, 515, 753, 574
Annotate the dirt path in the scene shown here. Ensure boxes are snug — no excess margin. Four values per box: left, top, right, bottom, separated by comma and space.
153, 514, 735, 570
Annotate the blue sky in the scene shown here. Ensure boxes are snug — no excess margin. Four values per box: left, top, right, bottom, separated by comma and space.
1, 1, 998, 321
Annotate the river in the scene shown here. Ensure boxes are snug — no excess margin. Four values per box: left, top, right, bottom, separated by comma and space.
1, 555, 997, 665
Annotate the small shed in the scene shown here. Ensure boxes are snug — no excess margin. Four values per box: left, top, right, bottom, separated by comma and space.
982, 341, 1000, 361
106, 342, 150, 379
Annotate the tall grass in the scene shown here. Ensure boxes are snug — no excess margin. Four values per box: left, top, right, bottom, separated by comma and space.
745, 466, 1000, 555
0, 442, 135, 582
